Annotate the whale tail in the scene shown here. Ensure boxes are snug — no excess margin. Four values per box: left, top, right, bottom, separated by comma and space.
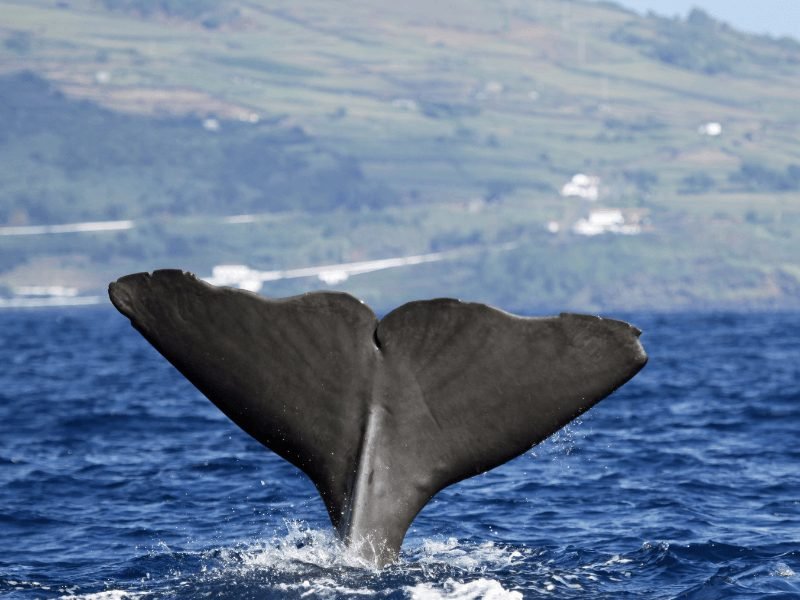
109, 270, 647, 565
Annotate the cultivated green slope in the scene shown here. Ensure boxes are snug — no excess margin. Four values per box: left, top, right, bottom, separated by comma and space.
0, 0, 798, 311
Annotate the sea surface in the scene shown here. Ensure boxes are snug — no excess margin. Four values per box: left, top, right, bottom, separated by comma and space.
0, 308, 798, 599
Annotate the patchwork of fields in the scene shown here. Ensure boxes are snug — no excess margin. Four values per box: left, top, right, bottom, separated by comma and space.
0, 0, 798, 311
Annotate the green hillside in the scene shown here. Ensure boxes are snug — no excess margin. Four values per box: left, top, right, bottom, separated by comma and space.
0, 0, 798, 311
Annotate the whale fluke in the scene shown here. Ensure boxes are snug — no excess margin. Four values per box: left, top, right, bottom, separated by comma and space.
109, 269, 647, 565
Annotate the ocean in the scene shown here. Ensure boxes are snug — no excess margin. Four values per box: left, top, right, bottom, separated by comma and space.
0, 308, 797, 599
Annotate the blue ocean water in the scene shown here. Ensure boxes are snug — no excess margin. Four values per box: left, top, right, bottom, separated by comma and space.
0, 308, 798, 599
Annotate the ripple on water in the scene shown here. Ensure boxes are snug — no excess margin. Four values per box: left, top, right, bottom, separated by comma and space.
406, 578, 522, 599
60, 592, 143, 600
2, 310, 800, 599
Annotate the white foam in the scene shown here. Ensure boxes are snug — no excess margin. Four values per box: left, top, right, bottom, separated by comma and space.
150, 525, 531, 598
407, 578, 523, 599
131, 526, 640, 597
184, 524, 385, 599
586, 554, 633, 568
773, 562, 796, 577
211, 521, 380, 573
59, 591, 142, 600
3, 580, 132, 599
274, 578, 377, 598
413, 537, 527, 572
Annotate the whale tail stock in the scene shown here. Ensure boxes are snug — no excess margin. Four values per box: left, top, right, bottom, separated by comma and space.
109, 270, 647, 566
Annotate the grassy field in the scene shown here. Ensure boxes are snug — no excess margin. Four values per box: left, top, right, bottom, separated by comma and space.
0, 0, 798, 311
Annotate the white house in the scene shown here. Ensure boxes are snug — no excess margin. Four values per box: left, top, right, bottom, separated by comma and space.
698, 122, 722, 136
572, 208, 642, 236
561, 173, 600, 201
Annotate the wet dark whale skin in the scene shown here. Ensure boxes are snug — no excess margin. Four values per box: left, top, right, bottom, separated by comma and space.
109, 269, 647, 566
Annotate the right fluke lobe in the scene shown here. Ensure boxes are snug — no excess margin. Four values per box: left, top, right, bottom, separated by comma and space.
109, 270, 647, 566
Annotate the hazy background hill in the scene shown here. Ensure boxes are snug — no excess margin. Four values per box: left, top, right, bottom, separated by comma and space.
1, 0, 798, 312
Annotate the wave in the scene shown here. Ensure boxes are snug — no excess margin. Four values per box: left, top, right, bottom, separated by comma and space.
407, 578, 522, 599
0, 525, 794, 599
